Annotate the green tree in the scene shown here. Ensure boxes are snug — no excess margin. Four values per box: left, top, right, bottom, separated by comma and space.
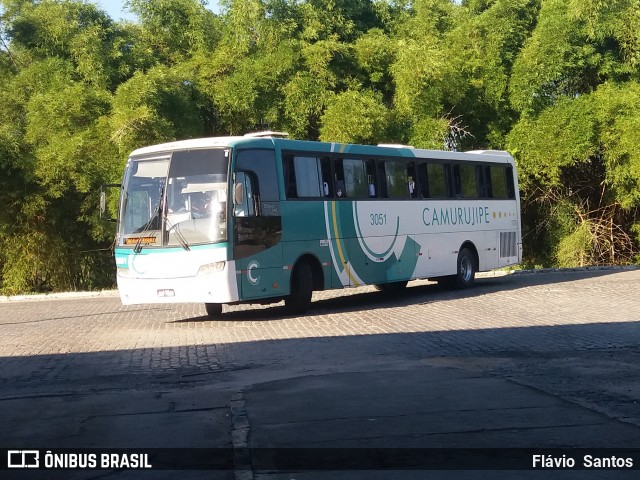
319, 88, 390, 143
0, 0, 128, 293
389, 0, 468, 148
508, 0, 640, 266
109, 66, 205, 154
447, 0, 540, 148
127, 0, 219, 64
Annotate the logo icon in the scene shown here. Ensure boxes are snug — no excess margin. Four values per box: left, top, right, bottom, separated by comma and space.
247, 260, 260, 285
8, 450, 39, 468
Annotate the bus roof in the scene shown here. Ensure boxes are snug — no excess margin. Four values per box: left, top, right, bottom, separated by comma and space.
129, 136, 514, 164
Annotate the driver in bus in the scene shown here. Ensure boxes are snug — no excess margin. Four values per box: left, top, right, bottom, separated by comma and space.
190, 192, 211, 219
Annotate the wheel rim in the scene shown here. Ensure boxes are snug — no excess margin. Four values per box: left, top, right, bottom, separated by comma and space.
460, 255, 473, 282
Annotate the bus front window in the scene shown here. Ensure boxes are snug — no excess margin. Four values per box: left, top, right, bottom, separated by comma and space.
165, 179, 228, 246
118, 148, 229, 248
118, 157, 170, 248
165, 148, 229, 246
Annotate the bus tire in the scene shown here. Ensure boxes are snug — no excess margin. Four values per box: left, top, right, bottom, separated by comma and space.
438, 247, 476, 289
374, 281, 408, 293
285, 261, 313, 315
205, 302, 223, 319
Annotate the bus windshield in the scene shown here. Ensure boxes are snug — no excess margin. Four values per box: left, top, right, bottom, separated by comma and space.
118, 148, 229, 248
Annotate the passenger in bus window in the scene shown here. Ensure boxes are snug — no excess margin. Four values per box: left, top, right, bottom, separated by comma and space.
408, 177, 415, 196
191, 192, 211, 218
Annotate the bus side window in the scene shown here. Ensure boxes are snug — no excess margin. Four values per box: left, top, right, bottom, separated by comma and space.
418, 163, 429, 198
490, 165, 516, 199
283, 155, 297, 198
506, 166, 516, 199
377, 161, 388, 198
366, 159, 377, 197
428, 163, 447, 198
384, 161, 408, 199
476, 165, 491, 198
484, 166, 492, 198
407, 162, 417, 198
235, 149, 278, 202
334, 159, 346, 198
320, 157, 333, 197
453, 165, 461, 197
455, 164, 476, 198
293, 156, 323, 198
444, 164, 454, 197
346, 159, 368, 198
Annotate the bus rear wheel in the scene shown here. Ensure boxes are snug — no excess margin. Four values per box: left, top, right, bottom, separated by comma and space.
205, 302, 223, 319
285, 261, 313, 315
439, 247, 476, 289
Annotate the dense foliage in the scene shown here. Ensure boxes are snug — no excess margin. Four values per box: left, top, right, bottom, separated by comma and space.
0, 0, 639, 293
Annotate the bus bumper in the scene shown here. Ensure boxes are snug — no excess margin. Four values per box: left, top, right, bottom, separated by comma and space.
117, 260, 239, 305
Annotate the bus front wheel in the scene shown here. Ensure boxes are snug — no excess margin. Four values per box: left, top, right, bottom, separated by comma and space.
205, 302, 223, 319
285, 261, 313, 315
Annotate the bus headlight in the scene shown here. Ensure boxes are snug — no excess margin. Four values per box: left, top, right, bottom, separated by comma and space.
117, 267, 131, 278
198, 261, 226, 275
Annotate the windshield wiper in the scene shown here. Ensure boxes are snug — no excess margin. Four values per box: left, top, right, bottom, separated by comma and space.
133, 214, 157, 253
164, 217, 191, 251
131, 188, 190, 252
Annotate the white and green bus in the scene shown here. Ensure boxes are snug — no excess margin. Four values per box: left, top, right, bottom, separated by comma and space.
110, 132, 521, 318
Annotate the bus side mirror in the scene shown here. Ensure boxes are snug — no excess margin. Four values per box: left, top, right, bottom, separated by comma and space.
234, 182, 244, 205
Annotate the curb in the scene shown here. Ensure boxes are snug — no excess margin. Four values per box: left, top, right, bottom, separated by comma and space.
510, 265, 638, 275
0, 290, 119, 303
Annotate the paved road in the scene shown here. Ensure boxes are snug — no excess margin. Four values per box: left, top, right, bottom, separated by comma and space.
1, 269, 640, 479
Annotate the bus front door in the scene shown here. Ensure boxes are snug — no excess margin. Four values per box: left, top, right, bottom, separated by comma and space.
233, 171, 284, 301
